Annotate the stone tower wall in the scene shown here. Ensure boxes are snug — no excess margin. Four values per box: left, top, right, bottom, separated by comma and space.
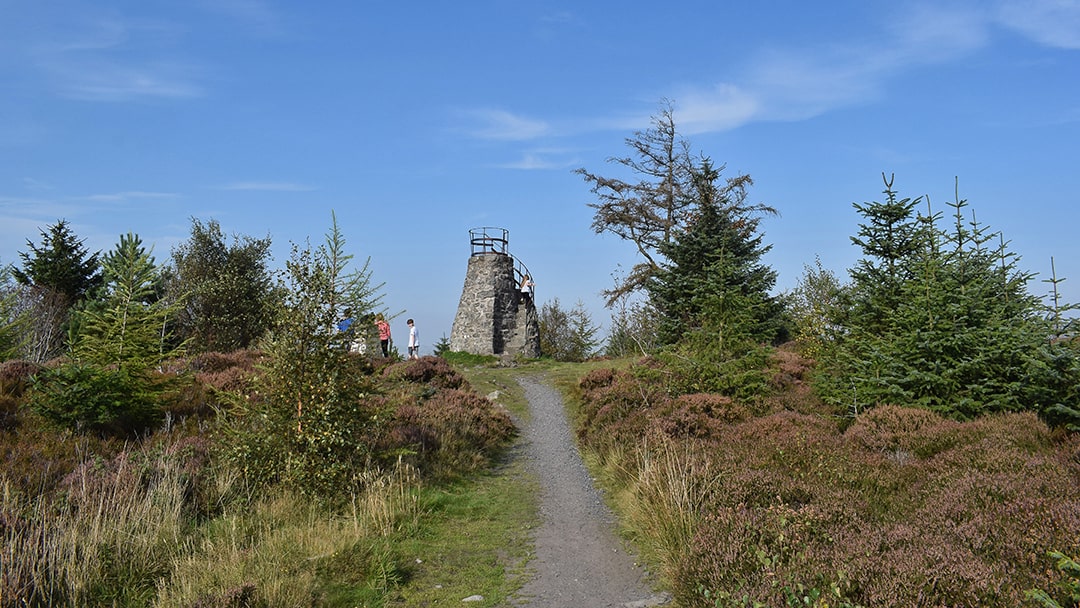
450, 252, 540, 358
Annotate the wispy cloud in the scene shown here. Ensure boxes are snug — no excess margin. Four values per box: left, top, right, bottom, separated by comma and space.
668, 84, 761, 135
496, 148, 579, 170
195, 0, 285, 36
0, 195, 80, 219
49, 62, 203, 101
81, 191, 180, 203
461, 109, 551, 141
995, 0, 1080, 49
666, 4, 993, 133
22, 177, 54, 191
219, 182, 316, 192
13, 11, 205, 102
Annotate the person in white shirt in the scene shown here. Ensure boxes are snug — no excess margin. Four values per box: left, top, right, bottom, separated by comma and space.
520, 274, 535, 305
407, 318, 420, 360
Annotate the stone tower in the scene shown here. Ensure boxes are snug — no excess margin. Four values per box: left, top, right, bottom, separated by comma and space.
450, 227, 540, 358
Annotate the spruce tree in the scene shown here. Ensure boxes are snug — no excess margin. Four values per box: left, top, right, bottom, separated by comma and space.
644, 159, 782, 397
31, 234, 183, 435
14, 219, 102, 305
648, 158, 782, 349
819, 177, 1080, 422
72, 233, 182, 370
13, 220, 103, 360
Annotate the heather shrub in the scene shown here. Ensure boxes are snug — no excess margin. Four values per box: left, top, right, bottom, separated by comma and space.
380, 403, 439, 465
398, 388, 514, 478
764, 345, 823, 414
578, 366, 618, 392
58, 435, 216, 518
575, 366, 668, 450
681, 504, 863, 607
0, 394, 18, 432
650, 393, 748, 441
570, 353, 1080, 608
381, 356, 467, 390
651, 408, 1080, 607
845, 404, 961, 458
0, 360, 41, 398
190, 350, 263, 393
0, 426, 122, 499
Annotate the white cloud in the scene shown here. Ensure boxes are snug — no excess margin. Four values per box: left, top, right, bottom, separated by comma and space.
463, 109, 550, 141
13, 10, 205, 102
196, 0, 284, 36
884, 4, 990, 63
220, 182, 316, 192
496, 149, 578, 170
658, 4, 992, 133
42, 51, 203, 102
22, 177, 54, 191
82, 191, 180, 202
995, 0, 1080, 49
670, 84, 761, 134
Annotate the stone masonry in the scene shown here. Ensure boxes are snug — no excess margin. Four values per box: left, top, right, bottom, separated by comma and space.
450, 252, 540, 358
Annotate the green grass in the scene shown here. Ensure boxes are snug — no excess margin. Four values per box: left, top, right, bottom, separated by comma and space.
386, 455, 538, 607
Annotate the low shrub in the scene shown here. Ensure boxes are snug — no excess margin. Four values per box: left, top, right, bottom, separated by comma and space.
0, 425, 123, 499
382, 356, 468, 390
607, 403, 1080, 607
576, 367, 667, 450
651, 393, 749, 441
845, 404, 959, 458
0, 394, 19, 432
0, 360, 42, 398
28, 363, 164, 437
177, 350, 264, 417
383, 388, 514, 479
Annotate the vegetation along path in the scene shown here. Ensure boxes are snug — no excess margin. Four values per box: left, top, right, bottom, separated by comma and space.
512, 376, 670, 608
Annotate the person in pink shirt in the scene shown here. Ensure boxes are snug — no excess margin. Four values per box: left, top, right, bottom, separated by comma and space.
375, 313, 391, 357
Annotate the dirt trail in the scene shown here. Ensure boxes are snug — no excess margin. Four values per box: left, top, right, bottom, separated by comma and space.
511, 376, 670, 608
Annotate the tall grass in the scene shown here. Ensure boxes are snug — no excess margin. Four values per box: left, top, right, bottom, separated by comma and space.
2, 446, 192, 606
621, 439, 720, 586
1, 436, 422, 607
155, 462, 420, 607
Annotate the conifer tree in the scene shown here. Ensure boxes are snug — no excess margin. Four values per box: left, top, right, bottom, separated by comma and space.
577, 101, 757, 307
647, 158, 782, 349
227, 215, 387, 496
539, 297, 600, 362
818, 176, 1080, 422
0, 262, 28, 361
12, 220, 103, 360
30, 234, 183, 435
72, 233, 182, 370
14, 219, 102, 305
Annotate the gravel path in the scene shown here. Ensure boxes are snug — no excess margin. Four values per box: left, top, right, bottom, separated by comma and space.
511, 376, 670, 608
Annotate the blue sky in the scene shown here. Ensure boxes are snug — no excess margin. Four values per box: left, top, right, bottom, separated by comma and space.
2, 1, 1079, 352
